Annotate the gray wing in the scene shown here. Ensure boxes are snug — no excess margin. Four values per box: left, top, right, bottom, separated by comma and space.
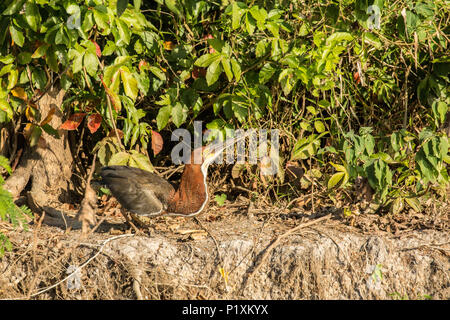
100, 166, 175, 216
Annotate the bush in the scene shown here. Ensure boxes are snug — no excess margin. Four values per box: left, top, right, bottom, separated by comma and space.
0, 0, 448, 240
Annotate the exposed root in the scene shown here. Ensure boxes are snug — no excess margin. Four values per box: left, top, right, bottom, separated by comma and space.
77, 155, 98, 236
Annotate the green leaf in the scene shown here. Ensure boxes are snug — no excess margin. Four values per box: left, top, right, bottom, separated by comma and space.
215, 193, 227, 206
207, 38, 225, 52
0, 64, 14, 77
117, 0, 129, 17
0, 55, 14, 64
245, 13, 256, 35
7, 69, 18, 90
148, 66, 166, 81
291, 134, 321, 160
156, 105, 171, 131
0, 99, 13, 120
391, 197, 404, 214
299, 22, 309, 36
330, 162, 347, 173
206, 58, 222, 86
120, 66, 138, 101
46, 47, 59, 73
314, 121, 325, 133
307, 106, 318, 115
109, 151, 130, 165
328, 171, 345, 189
222, 58, 233, 82
41, 123, 59, 138
0, 155, 12, 174
232, 103, 247, 123
84, 52, 98, 77
231, 59, 241, 83
434, 101, 447, 125
81, 10, 94, 33
24, 1, 41, 32
165, 0, 182, 18
279, 69, 294, 95
55, 28, 68, 46
60, 74, 72, 90
300, 121, 311, 131
133, 0, 142, 11
32, 43, 50, 59
93, 6, 110, 32
32, 68, 46, 89
116, 18, 131, 46
249, 6, 267, 29
102, 41, 116, 56
405, 197, 421, 212
194, 53, 220, 68
259, 63, 276, 84
2, 0, 26, 15
232, 2, 243, 30
363, 32, 382, 49
266, 21, 279, 38
71, 51, 84, 74
326, 32, 353, 45
255, 40, 269, 58
171, 102, 187, 128
30, 125, 42, 147
129, 150, 154, 172
10, 25, 24, 47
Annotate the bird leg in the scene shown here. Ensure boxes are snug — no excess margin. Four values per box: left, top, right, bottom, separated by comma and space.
120, 208, 142, 234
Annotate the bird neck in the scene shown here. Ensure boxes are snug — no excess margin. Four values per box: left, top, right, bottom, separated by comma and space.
166, 163, 209, 215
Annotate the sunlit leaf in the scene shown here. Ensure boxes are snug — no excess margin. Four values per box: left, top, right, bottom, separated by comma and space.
11, 87, 27, 101
405, 197, 421, 212
171, 102, 187, 127
87, 113, 102, 134
59, 113, 86, 130
148, 66, 166, 81
194, 53, 220, 68
25, 1, 41, 32
0, 99, 13, 120
84, 52, 98, 77
156, 105, 171, 131
314, 121, 326, 133
151, 130, 163, 156
222, 58, 233, 82
109, 151, 130, 165
2, 0, 26, 15
10, 25, 24, 47
129, 150, 154, 172
120, 66, 138, 101
206, 58, 222, 86
328, 171, 345, 189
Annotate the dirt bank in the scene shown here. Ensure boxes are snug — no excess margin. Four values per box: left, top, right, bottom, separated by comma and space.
0, 206, 448, 300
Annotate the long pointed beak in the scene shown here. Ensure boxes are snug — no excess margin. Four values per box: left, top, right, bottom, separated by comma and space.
202, 130, 253, 166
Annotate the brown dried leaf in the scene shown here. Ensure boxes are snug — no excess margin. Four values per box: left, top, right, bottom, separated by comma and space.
151, 130, 163, 156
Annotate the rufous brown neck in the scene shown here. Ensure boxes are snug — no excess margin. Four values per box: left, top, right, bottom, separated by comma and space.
166, 162, 208, 215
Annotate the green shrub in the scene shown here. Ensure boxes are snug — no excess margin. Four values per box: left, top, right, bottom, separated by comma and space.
0, 0, 448, 215
0, 156, 33, 256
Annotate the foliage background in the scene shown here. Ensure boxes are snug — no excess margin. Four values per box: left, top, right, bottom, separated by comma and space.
0, 0, 449, 252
